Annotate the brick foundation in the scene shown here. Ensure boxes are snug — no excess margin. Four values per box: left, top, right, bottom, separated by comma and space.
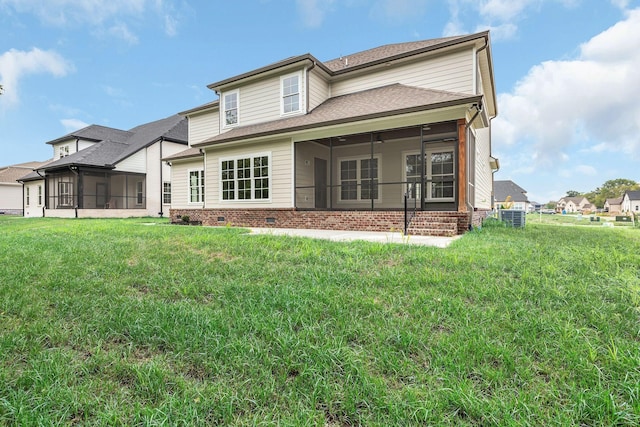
170, 208, 481, 236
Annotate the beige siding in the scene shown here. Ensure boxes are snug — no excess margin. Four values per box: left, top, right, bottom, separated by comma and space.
473, 127, 493, 210
331, 48, 474, 97
308, 68, 330, 111
170, 159, 204, 209
220, 70, 307, 130
189, 109, 220, 144
204, 138, 293, 209
115, 150, 146, 173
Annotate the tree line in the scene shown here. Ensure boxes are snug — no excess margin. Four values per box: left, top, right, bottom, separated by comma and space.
562, 178, 639, 208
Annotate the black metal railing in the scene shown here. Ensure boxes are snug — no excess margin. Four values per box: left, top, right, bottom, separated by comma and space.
404, 183, 418, 235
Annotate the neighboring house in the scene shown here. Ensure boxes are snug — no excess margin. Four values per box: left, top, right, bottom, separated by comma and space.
166, 31, 498, 236
604, 196, 623, 214
556, 196, 593, 213
493, 180, 529, 211
19, 115, 187, 218
0, 161, 49, 215
621, 190, 640, 214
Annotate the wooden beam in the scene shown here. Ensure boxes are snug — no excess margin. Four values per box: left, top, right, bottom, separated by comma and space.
457, 119, 467, 212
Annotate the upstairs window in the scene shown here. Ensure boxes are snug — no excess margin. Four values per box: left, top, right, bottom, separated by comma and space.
223, 90, 239, 127
281, 73, 300, 114
59, 146, 69, 159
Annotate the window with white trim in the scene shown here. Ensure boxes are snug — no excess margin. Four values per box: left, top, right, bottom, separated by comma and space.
136, 181, 144, 205
38, 185, 43, 206
26, 187, 30, 206
59, 146, 69, 159
220, 154, 270, 201
427, 149, 455, 201
59, 182, 73, 206
338, 156, 380, 201
189, 170, 205, 204
163, 182, 171, 204
281, 73, 300, 115
403, 148, 456, 202
223, 90, 239, 127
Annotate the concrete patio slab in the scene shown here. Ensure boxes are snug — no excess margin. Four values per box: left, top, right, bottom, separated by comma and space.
246, 227, 460, 248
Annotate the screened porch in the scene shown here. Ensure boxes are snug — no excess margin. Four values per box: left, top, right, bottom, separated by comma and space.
44, 169, 147, 210
294, 121, 464, 212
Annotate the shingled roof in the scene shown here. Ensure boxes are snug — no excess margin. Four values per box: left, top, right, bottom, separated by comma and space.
195, 84, 480, 146
45, 125, 132, 145
494, 180, 528, 202
26, 115, 187, 174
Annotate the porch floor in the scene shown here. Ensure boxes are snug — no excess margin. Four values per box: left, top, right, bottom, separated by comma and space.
244, 227, 460, 247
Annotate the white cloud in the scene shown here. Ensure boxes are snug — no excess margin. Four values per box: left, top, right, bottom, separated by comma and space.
0, 48, 73, 106
296, 0, 336, 28
0, 0, 180, 40
493, 8, 640, 167
60, 118, 90, 132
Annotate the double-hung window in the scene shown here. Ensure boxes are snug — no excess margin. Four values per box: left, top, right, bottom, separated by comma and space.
338, 156, 380, 202
136, 181, 144, 205
163, 182, 171, 204
38, 185, 43, 206
59, 182, 73, 206
26, 187, 30, 206
220, 154, 270, 201
59, 146, 69, 159
281, 73, 301, 115
223, 90, 239, 127
189, 170, 205, 204
403, 148, 455, 202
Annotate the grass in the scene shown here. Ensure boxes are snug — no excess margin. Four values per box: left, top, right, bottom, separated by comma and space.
1, 217, 639, 425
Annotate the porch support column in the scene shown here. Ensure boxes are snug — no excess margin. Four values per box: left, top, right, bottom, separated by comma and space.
457, 119, 467, 212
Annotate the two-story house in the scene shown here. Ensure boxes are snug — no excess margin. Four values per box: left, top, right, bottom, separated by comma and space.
19, 114, 187, 218
166, 31, 498, 236
493, 180, 530, 211
556, 196, 593, 214
621, 190, 640, 214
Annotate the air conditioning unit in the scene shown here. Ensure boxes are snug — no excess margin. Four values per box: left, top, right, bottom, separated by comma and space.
499, 209, 526, 228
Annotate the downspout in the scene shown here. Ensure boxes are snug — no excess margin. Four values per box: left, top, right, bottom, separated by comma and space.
68, 166, 79, 218
159, 137, 164, 217
21, 181, 25, 217
305, 60, 316, 114
75, 137, 80, 153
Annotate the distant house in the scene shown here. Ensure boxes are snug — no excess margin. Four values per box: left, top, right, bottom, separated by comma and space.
556, 196, 593, 213
621, 190, 640, 214
0, 161, 50, 215
166, 31, 499, 236
18, 115, 187, 218
604, 196, 623, 214
494, 180, 529, 211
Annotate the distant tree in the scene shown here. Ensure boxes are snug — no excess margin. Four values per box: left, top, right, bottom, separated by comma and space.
546, 201, 557, 209
587, 178, 639, 208
565, 190, 581, 197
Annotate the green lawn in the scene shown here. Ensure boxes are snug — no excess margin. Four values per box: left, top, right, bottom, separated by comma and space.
1, 217, 639, 425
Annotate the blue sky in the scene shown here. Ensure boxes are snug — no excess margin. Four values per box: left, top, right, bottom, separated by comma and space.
1, 0, 639, 204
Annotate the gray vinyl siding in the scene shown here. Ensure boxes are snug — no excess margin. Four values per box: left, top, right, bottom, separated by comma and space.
331, 48, 474, 97
189, 110, 220, 144
308, 68, 330, 111
204, 138, 293, 208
